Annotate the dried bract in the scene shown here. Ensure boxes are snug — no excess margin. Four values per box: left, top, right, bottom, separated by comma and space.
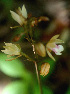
40, 63, 50, 77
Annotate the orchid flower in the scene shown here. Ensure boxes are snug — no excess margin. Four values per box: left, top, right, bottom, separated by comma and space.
46, 35, 64, 61
10, 5, 27, 25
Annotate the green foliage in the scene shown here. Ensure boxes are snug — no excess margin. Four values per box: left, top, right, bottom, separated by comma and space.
0, 53, 35, 94
0, 53, 25, 78
2, 81, 28, 94
66, 86, 70, 94
34, 85, 53, 94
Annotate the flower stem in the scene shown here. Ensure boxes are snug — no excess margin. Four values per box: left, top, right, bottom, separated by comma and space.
35, 61, 43, 94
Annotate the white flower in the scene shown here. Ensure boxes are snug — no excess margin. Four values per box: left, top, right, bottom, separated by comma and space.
46, 35, 64, 61
1, 43, 21, 56
10, 5, 27, 25
35, 42, 46, 57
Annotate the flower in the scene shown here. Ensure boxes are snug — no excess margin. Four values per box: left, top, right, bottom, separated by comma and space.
1, 43, 21, 56
46, 35, 64, 61
40, 63, 50, 77
10, 5, 27, 25
35, 42, 46, 57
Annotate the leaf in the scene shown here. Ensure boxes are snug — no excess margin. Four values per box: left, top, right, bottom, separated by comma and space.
2, 81, 28, 94
66, 86, 70, 94
34, 85, 53, 94
0, 53, 25, 77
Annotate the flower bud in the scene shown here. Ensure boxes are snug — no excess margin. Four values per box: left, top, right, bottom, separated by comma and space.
35, 43, 46, 57
40, 63, 50, 77
38, 16, 49, 22
12, 34, 21, 42
1, 43, 21, 56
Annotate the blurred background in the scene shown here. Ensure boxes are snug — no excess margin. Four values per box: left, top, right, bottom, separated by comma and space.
0, 0, 70, 94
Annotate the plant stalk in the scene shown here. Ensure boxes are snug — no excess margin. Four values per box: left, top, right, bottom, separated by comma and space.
34, 61, 43, 94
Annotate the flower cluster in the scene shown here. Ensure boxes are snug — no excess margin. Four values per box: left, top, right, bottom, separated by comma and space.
10, 4, 49, 28
1, 4, 64, 77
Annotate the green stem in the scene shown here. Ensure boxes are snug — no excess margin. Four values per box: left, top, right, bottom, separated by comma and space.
21, 52, 35, 62
34, 61, 43, 94
31, 44, 43, 94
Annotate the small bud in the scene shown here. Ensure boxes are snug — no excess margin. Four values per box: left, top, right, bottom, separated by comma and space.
35, 42, 46, 57
38, 16, 49, 22
28, 13, 32, 18
31, 19, 38, 27
12, 34, 21, 42
40, 63, 50, 77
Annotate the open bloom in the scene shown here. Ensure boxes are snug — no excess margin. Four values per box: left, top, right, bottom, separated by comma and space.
40, 63, 50, 77
46, 35, 64, 61
1, 43, 21, 56
10, 4, 27, 25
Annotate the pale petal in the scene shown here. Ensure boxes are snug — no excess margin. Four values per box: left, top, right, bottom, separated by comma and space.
46, 48, 55, 61
58, 45, 64, 51
55, 52, 62, 55
46, 43, 56, 49
10, 10, 22, 25
21, 5, 27, 18
55, 39, 64, 44
52, 48, 59, 53
50, 35, 59, 40
1, 43, 21, 55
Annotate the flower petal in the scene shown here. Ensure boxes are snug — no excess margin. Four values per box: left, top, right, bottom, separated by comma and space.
1, 43, 21, 55
46, 43, 56, 50
21, 5, 27, 18
58, 45, 64, 51
10, 10, 23, 25
55, 52, 62, 55
55, 39, 64, 44
46, 48, 55, 61
50, 35, 59, 40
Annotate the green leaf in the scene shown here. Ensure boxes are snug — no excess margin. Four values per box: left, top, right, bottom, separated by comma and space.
0, 53, 25, 77
2, 81, 28, 94
43, 86, 53, 94
34, 85, 53, 94
66, 86, 70, 94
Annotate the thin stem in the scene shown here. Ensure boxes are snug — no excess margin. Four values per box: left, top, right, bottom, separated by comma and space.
34, 61, 43, 94
10, 25, 21, 29
21, 52, 35, 63
32, 44, 43, 94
